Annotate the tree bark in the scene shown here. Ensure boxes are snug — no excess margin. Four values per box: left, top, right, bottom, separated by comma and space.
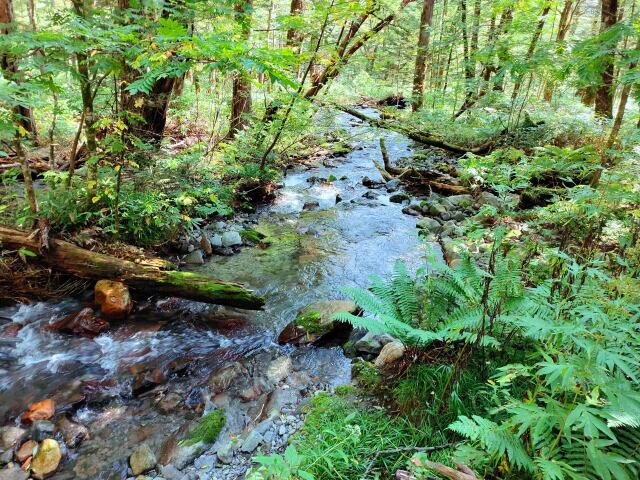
411, 0, 436, 111
228, 0, 253, 139
543, 0, 578, 102
286, 0, 304, 51
595, 0, 618, 118
0, 225, 265, 309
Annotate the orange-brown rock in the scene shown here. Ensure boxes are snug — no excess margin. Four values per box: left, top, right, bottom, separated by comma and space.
95, 280, 132, 319
21, 399, 55, 424
46, 308, 109, 338
15, 439, 37, 463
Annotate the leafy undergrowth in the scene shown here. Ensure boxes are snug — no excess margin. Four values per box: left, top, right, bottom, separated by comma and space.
247, 388, 454, 480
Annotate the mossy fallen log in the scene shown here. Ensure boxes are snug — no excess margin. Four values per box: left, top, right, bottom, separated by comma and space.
0, 225, 264, 309
333, 104, 492, 155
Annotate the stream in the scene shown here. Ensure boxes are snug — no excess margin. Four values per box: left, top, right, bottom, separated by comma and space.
0, 109, 432, 479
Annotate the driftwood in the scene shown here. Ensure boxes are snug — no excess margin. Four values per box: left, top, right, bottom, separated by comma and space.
0, 225, 264, 310
363, 442, 474, 479
334, 104, 492, 155
378, 138, 472, 195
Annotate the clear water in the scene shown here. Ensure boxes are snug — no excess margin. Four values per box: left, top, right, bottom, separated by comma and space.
0, 109, 432, 476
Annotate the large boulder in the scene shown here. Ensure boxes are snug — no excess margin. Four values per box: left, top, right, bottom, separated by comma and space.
278, 300, 357, 346
46, 308, 109, 337
21, 399, 55, 425
30, 439, 61, 479
94, 280, 132, 319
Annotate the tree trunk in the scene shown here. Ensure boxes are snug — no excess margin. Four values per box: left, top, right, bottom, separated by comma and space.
286, 0, 304, 51
0, 0, 37, 137
0, 225, 264, 309
595, 0, 618, 118
607, 35, 640, 146
228, 0, 253, 138
543, 0, 578, 102
411, 0, 435, 110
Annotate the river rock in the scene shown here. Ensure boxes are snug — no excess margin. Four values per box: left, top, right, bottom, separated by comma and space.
14, 440, 36, 463
21, 399, 55, 425
266, 356, 292, 385
57, 417, 88, 448
221, 231, 242, 247
0, 463, 28, 480
402, 206, 420, 216
216, 441, 236, 464
389, 193, 411, 203
447, 194, 474, 208
31, 421, 55, 442
385, 179, 401, 192
477, 191, 501, 208
94, 280, 132, 319
427, 202, 448, 217
354, 332, 396, 355
0, 427, 26, 450
302, 201, 320, 211
157, 392, 182, 414
239, 430, 263, 453
210, 234, 223, 248
130, 444, 156, 476
160, 464, 183, 480
46, 308, 109, 338
183, 249, 205, 265
208, 362, 245, 393
277, 300, 357, 346
30, 439, 61, 479
416, 217, 441, 232
374, 341, 405, 367
362, 176, 384, 188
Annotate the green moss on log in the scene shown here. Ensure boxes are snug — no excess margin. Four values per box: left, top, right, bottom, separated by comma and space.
162, 271, 264, 309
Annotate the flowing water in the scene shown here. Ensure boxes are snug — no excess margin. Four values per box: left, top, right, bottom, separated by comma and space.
0, 109, 432, 478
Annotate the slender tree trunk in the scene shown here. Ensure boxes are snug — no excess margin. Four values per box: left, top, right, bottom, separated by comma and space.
595, 0, 618, 118
228, 0, 253, 138
459, 0, 472, 82
27, 0, 37, 30
544, 0, 579, 101
607, 35, 640, 146
470, 0, 480, 76
16, 136, 38, 214
411, 0, 436, 110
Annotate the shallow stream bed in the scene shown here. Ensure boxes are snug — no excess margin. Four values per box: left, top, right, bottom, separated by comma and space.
0, 109, 431, 479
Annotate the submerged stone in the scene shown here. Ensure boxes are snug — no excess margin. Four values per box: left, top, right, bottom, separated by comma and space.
129, 444, 156, 476
30, 439, 61, 479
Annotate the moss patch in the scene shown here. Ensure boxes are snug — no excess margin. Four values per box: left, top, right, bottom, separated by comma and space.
294, 310, 323, 333
181, 409, 226, 446
240, 228, 266, 244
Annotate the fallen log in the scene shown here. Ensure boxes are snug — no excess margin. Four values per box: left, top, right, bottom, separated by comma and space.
333, 104, 492, 155
0, 225, 264, 310
378, 138, 472, 195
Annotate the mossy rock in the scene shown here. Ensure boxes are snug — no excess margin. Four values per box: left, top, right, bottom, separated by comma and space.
240, 228, 266, 244
278, 300, 357, 346
389, 193, 411, 204
180, 410, 226, 446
